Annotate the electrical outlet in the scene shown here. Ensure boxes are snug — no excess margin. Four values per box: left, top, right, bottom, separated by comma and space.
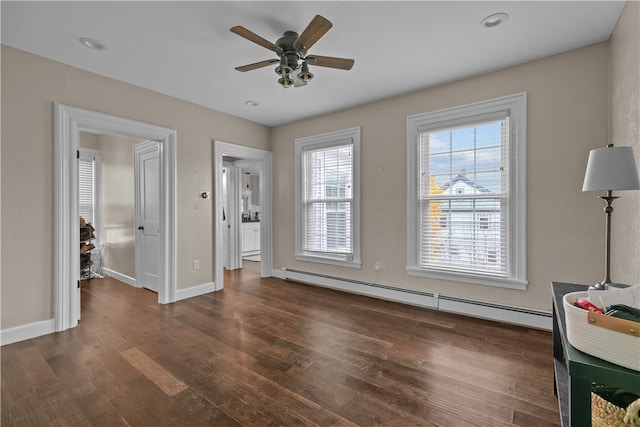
193, 260, 200, 270
374, 261, 381, 271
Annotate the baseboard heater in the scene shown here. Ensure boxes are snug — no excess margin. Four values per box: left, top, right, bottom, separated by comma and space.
280, 268, 552, 330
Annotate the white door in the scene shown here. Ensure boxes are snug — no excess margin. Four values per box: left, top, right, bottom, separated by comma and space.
134, 141, 160, 292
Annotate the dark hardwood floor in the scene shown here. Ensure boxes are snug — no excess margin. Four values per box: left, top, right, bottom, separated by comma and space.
2, 262, 560, 426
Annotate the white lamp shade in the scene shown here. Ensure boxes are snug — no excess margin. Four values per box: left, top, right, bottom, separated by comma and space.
582, 146, 640, 191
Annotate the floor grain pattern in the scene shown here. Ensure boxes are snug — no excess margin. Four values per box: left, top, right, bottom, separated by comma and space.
1, 262, 560, 426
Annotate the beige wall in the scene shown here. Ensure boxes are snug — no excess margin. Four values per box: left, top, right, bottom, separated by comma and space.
80, 132, 100, 150
610, 1, 640, 285
271, 43, 611, 311
98, 133, 143, 278
1, 45, 271, 329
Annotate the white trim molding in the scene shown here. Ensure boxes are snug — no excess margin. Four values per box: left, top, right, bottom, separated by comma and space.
276, 268, 551, 330
103, 268, 137, 288
99, 270, 213, 302
54, 104, 177, 333
175, 282, 216, 301
0, 319, 56, 346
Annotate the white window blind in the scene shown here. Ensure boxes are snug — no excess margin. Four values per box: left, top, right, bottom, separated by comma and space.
295, 127, 361, 268
418, 115, 509, 277
303, 142, 353, 256
407, 93, 527, 289
78, 149, 99, 231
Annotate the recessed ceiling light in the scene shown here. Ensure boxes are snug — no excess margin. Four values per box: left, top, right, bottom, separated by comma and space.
79, 37, 105, 50
245, 100, 259, 107
481, 13, 509, 29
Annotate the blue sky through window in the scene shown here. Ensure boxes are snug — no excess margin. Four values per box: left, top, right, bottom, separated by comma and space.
426, 121, 504, 192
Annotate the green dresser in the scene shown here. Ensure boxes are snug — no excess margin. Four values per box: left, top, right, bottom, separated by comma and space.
552, 282, 640, 426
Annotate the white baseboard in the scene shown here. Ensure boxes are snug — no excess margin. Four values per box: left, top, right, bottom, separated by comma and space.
277, 268, 552, 330
176, 282, 216, 301
437, 296, 551, 330
0, 319, 56, 346
103, 268, 137, 287
271, 269, 286, 280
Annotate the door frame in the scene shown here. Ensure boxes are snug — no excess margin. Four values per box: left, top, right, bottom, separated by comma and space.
213, 141, 273, 289
54, 104, 177, 332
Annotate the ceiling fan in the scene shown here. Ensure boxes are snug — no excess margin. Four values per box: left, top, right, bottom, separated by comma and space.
230, 15, 355, 88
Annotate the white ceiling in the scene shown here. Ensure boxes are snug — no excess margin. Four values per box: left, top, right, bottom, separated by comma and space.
1, 1, 626, 127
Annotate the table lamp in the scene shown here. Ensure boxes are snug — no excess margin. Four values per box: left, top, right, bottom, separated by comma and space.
582, 144, 640, 290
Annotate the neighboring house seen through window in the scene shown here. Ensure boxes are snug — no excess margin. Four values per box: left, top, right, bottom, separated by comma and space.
295, 128, 361, 268
407, 94, 527, 289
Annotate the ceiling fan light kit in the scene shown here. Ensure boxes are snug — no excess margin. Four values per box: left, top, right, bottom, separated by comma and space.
277, 75, 293, 88
300, 62, 313, 82
231, 15, 354, 88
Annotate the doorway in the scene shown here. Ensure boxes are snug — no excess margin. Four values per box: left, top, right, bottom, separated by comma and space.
222, 160, 262, 270
213, 141, 273, 290
79, 132, 147, 286
54, 104, 177, 332
239, 166, 261, 263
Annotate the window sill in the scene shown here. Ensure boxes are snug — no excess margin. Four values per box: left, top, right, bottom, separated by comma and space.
295, 253, 362, 269
406, 267, 527, 290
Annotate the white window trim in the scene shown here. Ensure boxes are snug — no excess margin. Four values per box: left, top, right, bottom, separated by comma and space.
295, 127, 361, 268
406, 93, 527, 289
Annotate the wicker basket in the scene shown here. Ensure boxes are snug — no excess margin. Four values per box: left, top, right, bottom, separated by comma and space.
563, 291, 640, 371
592, 393, 640, 427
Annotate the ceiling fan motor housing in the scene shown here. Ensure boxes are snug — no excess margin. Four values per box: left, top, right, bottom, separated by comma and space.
276, 31, 303, 69
276, 31, 300, 51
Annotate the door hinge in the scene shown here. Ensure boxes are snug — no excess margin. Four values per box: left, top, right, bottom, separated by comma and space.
77, 280, 80, 289
77, 150, 80, 159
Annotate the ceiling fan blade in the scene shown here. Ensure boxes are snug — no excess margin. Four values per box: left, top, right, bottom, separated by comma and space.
230, 26, 283, 54
293, 15, 332, 52
235, 59, 279, 72
306, 55, 354, 70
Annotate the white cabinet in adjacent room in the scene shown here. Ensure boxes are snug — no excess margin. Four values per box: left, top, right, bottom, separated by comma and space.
242, 222, 260, 256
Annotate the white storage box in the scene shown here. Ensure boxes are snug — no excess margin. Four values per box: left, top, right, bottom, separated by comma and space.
563, 291, 640, 371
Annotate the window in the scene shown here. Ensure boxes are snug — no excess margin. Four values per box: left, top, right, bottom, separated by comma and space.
295, 128, 361, 267
78, 148, 100, 235
407, 93, 526, 289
